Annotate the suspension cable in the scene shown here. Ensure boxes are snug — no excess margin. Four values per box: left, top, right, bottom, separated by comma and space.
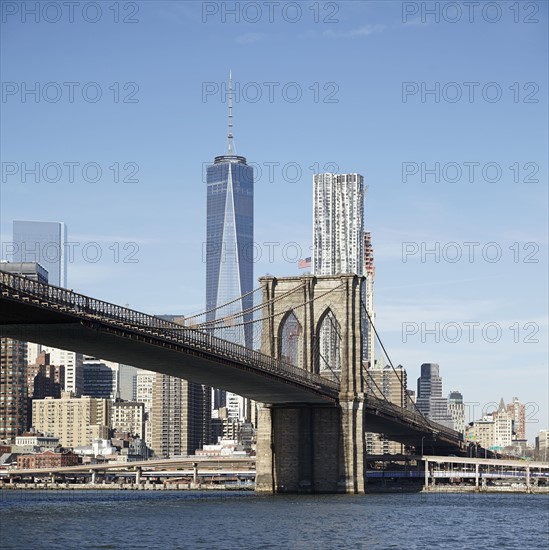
361, 299, 425, 419
314, 310, 343, 383
361, 368, 391, 404
184, 285, 262, 323
194, 280, 307, 329
311, 321, 341, 384
317, 350, 341, 384
205, 282, 346, 330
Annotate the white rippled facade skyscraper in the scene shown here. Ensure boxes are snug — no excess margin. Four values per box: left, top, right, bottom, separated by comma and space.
312, 173, 365, 381
312, 173, 365, 277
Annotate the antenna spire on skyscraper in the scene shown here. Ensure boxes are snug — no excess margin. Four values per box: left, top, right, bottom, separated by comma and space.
227, 70, 235, 155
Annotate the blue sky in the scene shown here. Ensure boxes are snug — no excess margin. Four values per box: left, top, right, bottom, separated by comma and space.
1, 1, 547, 441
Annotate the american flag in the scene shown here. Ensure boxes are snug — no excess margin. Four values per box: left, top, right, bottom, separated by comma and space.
298, 257, 311, 269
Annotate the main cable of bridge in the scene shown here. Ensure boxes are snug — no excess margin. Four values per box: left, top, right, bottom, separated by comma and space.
0, 270, 340, 396
197, 281, 347, 331
183, 285, 262, 325
192, 281, 305, 329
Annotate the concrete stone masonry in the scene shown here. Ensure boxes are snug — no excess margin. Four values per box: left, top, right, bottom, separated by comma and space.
256, 274, 367, 493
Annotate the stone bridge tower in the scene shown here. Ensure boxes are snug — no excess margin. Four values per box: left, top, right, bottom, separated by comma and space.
255, 274, 368, 493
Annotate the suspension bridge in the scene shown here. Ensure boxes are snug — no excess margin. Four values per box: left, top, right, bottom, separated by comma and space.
0, 269, 472, 493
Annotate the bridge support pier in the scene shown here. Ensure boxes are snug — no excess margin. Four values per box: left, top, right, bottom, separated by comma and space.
256, 400, 366, 494
135, 467, 142, 485
257, 274, 367, 494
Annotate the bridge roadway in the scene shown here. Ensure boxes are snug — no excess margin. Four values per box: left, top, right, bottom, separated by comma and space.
0, 270, 465, 453
4, 456, 256, 477
0, 270, 337, 404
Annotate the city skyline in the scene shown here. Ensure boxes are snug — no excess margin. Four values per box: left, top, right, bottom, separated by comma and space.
1, 2, 547, 441
1, 3, 547, 547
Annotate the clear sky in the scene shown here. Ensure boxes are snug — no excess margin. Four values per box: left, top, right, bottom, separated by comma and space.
1, 1, 547, 441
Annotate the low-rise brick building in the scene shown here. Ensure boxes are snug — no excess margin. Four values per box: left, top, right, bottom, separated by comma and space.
17, 449, 80, 469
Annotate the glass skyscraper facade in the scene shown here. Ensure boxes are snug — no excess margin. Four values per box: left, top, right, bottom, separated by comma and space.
204, 79, 255, 422
205, 73, 254, 423
205, 154, 254, 347
416, 363, 454, 429
12, 220, 67, 287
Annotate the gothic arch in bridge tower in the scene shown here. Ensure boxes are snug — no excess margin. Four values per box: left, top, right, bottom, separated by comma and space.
260, 274, 363, 382
278, 310, 303, 369
315, 307, 341, 381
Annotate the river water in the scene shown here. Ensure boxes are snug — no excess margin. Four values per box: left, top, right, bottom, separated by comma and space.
1, 490, 547, 549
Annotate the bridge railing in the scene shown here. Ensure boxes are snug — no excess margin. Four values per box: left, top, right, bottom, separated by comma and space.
0, 270, 466, 434
363, 393, 461, 440
0, 270, 339, 396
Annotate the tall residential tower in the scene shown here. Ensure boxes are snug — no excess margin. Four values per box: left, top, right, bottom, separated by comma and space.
312, 173, 364, 277
312, 172, 365, 380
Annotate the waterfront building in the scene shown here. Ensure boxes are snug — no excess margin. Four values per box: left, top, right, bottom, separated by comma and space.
135, 369, 154, 447
466, 400, 514, 451
365, 364, 408, 455
466, 416, 496, 449
32, 392, 111, 448
493, 398, 513, 448
26, 352, 64, 429
0, 338, 28, 441
150, 374, 208, 458
17, 450, 80, 470
536, 429, 549, 461
14, 433, 60, 453
416, 363, 454, 429
74, 438, 116, 458
111, 401, 145, 439
448, 391, 465, 435
507, 396, 526, 440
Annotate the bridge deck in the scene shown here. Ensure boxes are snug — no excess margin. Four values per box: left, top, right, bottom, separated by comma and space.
0, 271, 338, 404
0, 271, 466, 452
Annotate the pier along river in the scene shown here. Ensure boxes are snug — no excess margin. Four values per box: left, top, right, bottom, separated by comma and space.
1, 490, 548, 549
